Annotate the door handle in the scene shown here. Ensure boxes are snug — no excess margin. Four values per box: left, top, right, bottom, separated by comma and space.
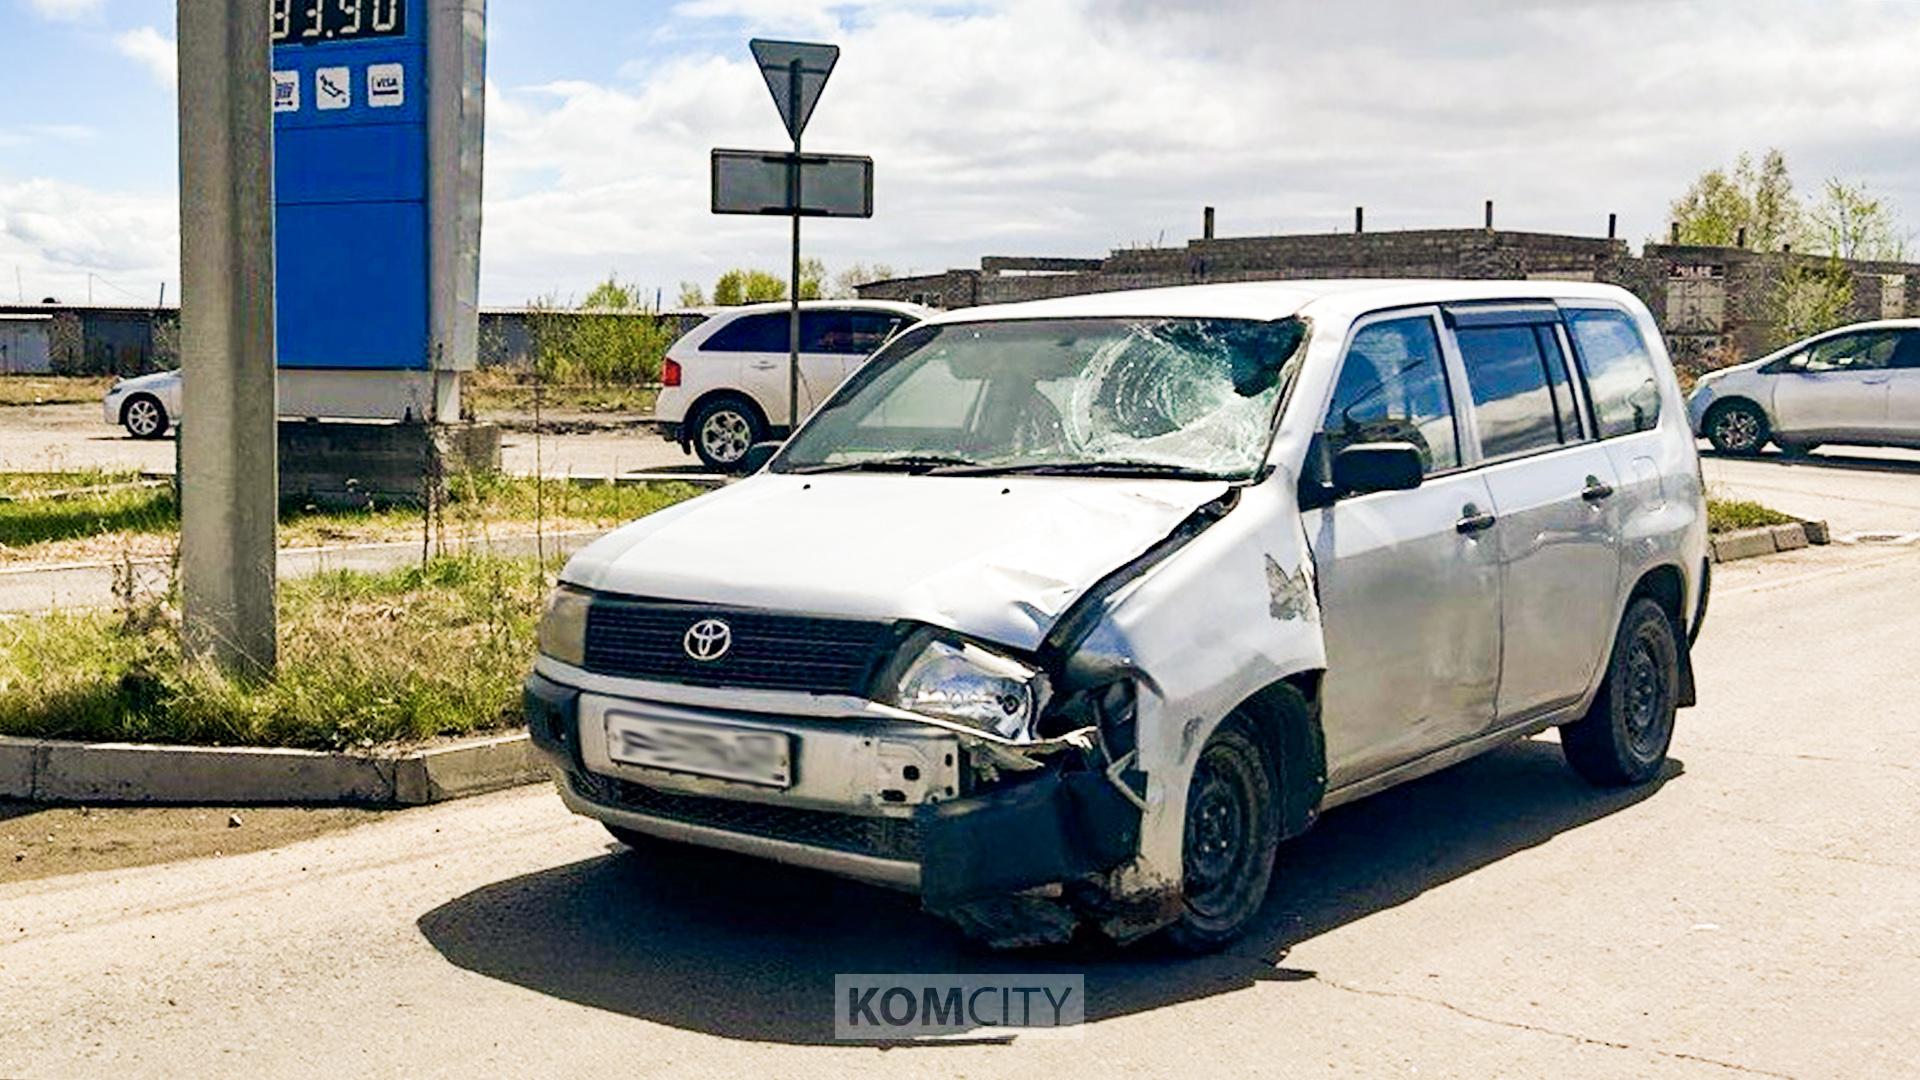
1863, 375, 1892, 385
750, 361, 778, 370
1581, 476, 1616, 502
1456, 505, 1498, 535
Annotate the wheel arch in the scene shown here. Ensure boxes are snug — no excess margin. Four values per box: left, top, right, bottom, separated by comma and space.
1625, 563, 1696, 709
1228, 673, 1327, 842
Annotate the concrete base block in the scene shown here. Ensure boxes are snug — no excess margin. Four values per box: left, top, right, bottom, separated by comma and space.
1711, 528, 1779, 563
1771, 524, 1810, 552
1801, 519, 1832, 545
279, 420, 502, 507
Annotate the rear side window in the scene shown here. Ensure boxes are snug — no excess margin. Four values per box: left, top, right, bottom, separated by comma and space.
700, 313, 789, 353
1322, 315, 1460, 474
1566, 309, 1663, 438
1455, 325, 1582, 459
848, 311, 915, 353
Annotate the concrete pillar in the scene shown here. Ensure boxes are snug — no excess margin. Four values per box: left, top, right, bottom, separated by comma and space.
177, 0, 278, 674
1355, 206, 1364, 234
1203, 206, 1215, 240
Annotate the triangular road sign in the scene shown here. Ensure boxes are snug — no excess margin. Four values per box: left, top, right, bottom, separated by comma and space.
750, 38, 839, 142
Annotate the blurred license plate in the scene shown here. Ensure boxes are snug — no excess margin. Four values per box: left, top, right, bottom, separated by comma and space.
605, 712, 793, 788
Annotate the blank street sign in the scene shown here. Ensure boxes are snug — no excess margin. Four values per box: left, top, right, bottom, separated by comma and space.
711, 149, 874, 218
749, 39, 839, 142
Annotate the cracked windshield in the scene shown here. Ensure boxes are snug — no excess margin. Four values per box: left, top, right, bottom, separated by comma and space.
775, 317, 1308, 478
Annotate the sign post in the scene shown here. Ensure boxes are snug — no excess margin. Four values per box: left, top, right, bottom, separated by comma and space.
746, 39, 840, 432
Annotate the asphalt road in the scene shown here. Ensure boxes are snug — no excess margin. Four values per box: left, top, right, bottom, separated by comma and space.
1701, 445, 1920, 537
2, 547, 1915, 1078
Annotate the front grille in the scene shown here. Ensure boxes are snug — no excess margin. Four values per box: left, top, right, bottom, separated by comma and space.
583, 599, 894, 695
574, 772, 922, 862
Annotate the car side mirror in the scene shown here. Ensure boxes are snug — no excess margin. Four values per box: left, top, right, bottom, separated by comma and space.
1333, 442, 1424, 496
740, 441, 784, 473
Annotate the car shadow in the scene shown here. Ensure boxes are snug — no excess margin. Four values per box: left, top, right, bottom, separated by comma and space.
1702, 445, 1920, 476
417, 738, 1680, 1045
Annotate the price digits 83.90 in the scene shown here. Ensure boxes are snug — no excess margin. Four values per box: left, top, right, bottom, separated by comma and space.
271, 0, 405, 45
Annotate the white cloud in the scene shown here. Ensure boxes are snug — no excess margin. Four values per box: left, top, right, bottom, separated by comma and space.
115, 26, 177, 90
0, 178, 177, 304
25, 0, 104, 21
478, 0, 1920, 303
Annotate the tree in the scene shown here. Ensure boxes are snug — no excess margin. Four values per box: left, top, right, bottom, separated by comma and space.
710, 263, 825, 305
580, 275, 642, 311
676, 281, 707, 308
1804, 179, 1907, 261
1668, 149, 1800, 250
1769, 259, 1855, 345
828, 262, 897, 299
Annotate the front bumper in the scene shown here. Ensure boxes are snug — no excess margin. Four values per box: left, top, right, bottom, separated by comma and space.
524, 672, 1141, 905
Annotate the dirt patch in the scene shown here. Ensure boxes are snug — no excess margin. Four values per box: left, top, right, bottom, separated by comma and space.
0, 800, 393, 884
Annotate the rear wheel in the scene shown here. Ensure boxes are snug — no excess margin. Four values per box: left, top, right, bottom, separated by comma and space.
1164, 715, 1281, 952
690, 397, 764, 471
1561, 598, 1680, 786
1705, 400, 1769, 456
122, 394, 169, 440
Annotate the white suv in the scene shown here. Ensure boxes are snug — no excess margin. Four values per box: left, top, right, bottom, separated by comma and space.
532, 281, 1707, 950
653, 300, 929, 469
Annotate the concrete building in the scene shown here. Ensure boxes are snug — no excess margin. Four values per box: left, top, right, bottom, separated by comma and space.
858, 221, 1920, 369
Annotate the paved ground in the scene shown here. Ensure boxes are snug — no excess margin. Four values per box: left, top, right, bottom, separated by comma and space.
1701, 445, 1920, 538
0, 403, 699, 477
1, 546, 1914, 1078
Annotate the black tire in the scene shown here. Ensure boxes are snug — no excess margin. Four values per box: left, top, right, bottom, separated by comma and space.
1704, 399, 1769, 456
1562, 598, 1680, 787
689, 396, 764, 471
1776, 439, 1820, 458
1164, 714, 1282, 953
122, 394, 169, 440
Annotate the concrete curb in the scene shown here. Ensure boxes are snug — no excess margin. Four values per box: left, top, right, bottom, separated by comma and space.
0, 731, 546, 807
1710, 519, 1830, 563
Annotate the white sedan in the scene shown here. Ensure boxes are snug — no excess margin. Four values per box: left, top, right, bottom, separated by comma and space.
1688, 320, 1920, 454
102, 369, 182, 439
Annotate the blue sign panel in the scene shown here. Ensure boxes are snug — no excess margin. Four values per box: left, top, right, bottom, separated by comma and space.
272, 0, 428, 370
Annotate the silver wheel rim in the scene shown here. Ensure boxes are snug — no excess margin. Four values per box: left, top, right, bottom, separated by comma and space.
1713, 408, 1759, 450
699, 409, 752, 463
126, 399, 161, 436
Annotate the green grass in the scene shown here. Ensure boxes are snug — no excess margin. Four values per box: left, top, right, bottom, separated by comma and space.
1708, 497, 1798, 534
0, 376, 117, 407
0, 554, 556, 750
463, 370, 659, 416
0, 472, 700, 564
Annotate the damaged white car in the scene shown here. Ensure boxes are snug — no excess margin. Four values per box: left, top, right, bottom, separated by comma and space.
526, 280, 1709, 950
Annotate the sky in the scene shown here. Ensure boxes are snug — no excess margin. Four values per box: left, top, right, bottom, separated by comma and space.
3, 0, 1920, 308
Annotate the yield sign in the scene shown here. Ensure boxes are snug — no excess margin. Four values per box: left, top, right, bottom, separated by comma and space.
750, 38, 839, 141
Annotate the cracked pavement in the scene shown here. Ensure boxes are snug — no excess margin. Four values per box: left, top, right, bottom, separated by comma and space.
0, 547, 1915, 1078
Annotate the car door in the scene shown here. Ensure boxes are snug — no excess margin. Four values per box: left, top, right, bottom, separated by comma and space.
1304, 309, 1503, 789
1447, 306, 1623, 723
1769, 329, 1899, 438
1887, 330, 1920, 444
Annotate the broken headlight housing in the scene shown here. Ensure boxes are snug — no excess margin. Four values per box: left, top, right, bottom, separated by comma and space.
885, 636, 1047, 741
536, 584, 593, 667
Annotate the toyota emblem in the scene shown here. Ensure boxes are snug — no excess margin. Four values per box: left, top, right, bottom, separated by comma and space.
683, 618, 733, 662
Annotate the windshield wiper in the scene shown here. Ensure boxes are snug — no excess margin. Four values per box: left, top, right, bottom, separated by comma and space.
932, 460, 1225, 480
785, 454, 981, 475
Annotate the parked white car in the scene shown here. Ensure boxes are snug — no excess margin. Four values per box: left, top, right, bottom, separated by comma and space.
528, 280, 1708, 950
1687, 319, 1920, 455
652, 300, 930, 469
102, 369, 182, 439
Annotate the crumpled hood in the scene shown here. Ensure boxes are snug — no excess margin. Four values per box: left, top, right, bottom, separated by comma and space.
562, 473, 1231, 651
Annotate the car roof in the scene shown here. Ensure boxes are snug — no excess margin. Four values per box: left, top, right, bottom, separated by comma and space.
706, 299, 932, 319
919, 279, 1645, 326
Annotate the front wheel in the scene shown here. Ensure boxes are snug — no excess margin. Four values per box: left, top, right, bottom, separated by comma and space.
1705, 400, 1769, 456
689, 397, 764, 472
122, 394, 169, 440
1561, 598, 1680, 787
1164, 715, 1281, 953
